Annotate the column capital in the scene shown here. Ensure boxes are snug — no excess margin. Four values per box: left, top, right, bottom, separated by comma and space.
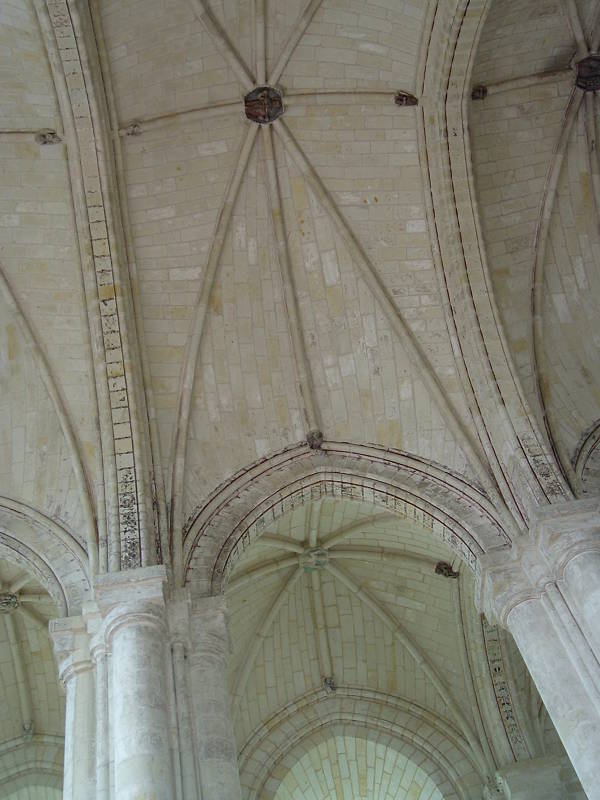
95, 565, 169, 646
49, 616, 92, 685
476, 498, 600, 626
95, 564, 168, 613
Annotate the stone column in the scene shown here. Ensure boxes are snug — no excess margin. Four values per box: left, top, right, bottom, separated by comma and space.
96, 565, 175, 800
477, 499, 600, 800
49, 616, 96, 800
189, 595, 242, 800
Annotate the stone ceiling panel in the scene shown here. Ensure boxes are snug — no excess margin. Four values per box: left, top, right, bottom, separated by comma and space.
0, 7, 102, 531
280, 0, 426, 92
0, 0, 57, 131
0, 559, 63, 748
472, 0, 575, 86
99, 0, 240, 123
469, 77, 572, 423
122, 114, 249, 474
0, 293, 86, 541
540, 123, 600, 460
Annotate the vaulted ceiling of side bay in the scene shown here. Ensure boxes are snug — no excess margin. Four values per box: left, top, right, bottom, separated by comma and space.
0, 0, 598, 796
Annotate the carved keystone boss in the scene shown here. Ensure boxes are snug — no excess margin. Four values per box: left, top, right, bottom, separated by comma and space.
576, 55, 600, 91
0, 593, 19, 613
300, 548, 328, 573
244, 86, 284, 124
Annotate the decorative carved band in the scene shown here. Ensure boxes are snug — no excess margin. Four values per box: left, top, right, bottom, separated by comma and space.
482, 618, 530, 760
45, 0, 142, 567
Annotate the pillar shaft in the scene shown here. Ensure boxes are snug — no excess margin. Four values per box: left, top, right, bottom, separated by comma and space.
477, 498, 600, 800
91, 640, 110, 800
50, 618, 95, 800
64, 663, 95, 799
190, 595, 242, 800
564, 550, 600, 661
97, 565, 175, 800
109, 609, 173, 798
172, 640, 199, 799
507, 597, 600, 798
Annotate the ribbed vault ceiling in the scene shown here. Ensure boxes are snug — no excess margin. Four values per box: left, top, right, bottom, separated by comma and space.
470, 0, 600, 494
227, 499, 481, 796
1, 0, 598, 795
0, 559, 63, 798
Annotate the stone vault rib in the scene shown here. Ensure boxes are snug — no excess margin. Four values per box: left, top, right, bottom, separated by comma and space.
89, 0, 170, 566
187, 0, 255, 91
421, 0, 571, 528
170, 125, 259, 584
255, 0, 266, 85
34, 0, 156, 571
268, 0, 325, 87
532, 88, 584, 490
324, 560, 487, 777
262, 124, 322, 437
232, 565, 304, 718
273, 119, 501, 513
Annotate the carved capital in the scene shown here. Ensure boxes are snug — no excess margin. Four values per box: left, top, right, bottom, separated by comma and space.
95, 565, 168, 646
49, 616, 92, 685
476, 498, 600, 626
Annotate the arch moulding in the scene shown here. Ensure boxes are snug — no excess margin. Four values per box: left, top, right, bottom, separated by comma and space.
0, 497, 91, 615
182, 441, 510, 594
238, 687, 484, 800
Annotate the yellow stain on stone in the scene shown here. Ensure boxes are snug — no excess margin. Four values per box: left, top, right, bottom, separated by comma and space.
512, 337, 528, 354
6, 324, 19, 361
581, 172, 592, 208
275, 396, 290, 427
291, 177, 308, 211
98, 284, 115, 301
377, 419, 402, 449
407, 782, 423, 799
210, 284, 222, 314
326, 286, 344, 317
